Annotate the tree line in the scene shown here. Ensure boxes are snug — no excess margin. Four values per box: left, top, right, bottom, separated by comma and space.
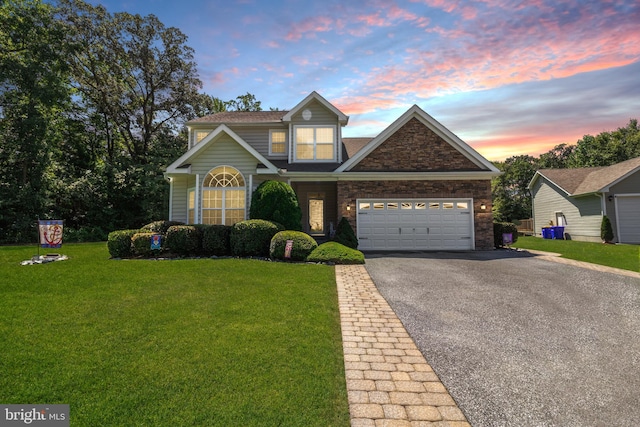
492, 119, 640, 223
0, 0, 262, 243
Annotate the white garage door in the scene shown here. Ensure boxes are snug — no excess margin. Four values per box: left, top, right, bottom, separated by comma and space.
616, 195, 640, 244
357, 199, 474, 251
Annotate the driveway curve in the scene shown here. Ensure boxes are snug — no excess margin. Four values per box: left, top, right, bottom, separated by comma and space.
364, 250, 640, 427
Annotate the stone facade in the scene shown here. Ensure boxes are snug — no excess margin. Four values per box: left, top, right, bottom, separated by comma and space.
352, 118, 483, 172
336, 180, 495, 250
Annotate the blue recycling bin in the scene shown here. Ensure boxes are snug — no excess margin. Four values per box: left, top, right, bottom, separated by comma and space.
542, 227, 552, 239
551, 226, 565, 239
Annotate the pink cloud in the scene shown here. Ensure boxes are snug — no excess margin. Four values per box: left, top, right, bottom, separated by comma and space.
285, 15, 333, 41
350, 0, 640, 113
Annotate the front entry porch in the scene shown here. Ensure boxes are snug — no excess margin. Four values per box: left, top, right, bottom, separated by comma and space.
291, 182, 338, 241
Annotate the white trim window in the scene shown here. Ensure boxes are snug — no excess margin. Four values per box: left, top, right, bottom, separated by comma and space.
294, 125, 336, 161
269, 129, 287, 156
193, 130, 210, 147
187, 188, 195, 224
201, 166, 246, 225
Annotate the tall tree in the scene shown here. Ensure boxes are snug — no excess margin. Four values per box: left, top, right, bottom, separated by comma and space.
491, 155, 537, 222
57, 0, 202, 164
226, 92, 262, 112
537, 143, 574, 169
0, 0, 72, 242
568, 120, 640, 168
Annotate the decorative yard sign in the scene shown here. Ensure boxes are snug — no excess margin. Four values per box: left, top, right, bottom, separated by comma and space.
502, 233, 513, 246
284, 240, 294, 259
38, 220, 64, 249
150, 234, 162, 250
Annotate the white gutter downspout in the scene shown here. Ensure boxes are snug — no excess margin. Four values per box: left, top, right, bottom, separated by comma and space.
168, 177, 174, 221
195, 173, 200, 224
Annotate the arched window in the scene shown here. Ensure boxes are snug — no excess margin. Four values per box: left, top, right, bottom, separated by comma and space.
202, 166, 246, 225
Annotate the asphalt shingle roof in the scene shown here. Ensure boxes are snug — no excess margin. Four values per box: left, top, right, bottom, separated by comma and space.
188, 111, 288, 124
537, 156, 640, 195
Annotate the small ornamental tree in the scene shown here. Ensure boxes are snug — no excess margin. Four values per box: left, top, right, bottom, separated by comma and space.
334, 217, 358, 249
601, 215, 614, 243
249, 181, 302, 230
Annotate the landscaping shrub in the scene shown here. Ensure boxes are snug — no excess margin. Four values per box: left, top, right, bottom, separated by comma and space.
107, 229, 139, 258
141, 220, 184, 235
165, 225, 200, 256
601, 215, 614, 243
249, 180, 302, 230
131, 232, 160, 257
201, 224, 232, 256
493, 222, 519, 247
307, 242, 365, 265
270, 231, 318, 261
231, 220, 284, 257
334, 217, 358, 249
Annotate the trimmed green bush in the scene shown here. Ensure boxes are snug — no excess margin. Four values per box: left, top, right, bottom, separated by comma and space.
249, 181, 302, 230
270, 231, 318, 261
231, 220, 284, 257
165, 225, 200, 256
107, 229, 139, 258
601, 215, 614, 243
140, 220, 184, 234
334, 217, 358, 249
307, 242, 365, 265
131, 232, 159, 257
493, 222, 519, 247
201, 224, 232, 256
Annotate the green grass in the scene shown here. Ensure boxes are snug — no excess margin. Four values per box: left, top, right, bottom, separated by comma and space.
512, 236, 640, 272
0, 243, 349, 426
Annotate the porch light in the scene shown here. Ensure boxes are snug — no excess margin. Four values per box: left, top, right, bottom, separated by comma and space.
346, 204, 351, 211
480, 203, 486, 210
608, 195, 614, 202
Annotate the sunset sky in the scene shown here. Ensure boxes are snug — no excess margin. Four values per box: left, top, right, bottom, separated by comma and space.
87, 0, 640, 161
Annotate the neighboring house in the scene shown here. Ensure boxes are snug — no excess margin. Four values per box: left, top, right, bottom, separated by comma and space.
529, 156, 640, 244
165, 91, 500, 250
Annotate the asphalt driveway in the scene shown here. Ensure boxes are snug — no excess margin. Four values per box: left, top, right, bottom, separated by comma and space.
364, 250, 640, 427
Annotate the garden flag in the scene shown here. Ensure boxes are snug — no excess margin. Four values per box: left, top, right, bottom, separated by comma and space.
39, 220, 64, 248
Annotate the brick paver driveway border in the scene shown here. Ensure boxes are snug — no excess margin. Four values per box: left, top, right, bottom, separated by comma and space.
336, 264, 470, 427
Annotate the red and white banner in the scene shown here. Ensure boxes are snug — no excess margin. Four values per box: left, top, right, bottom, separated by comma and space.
39, 220, 64, 248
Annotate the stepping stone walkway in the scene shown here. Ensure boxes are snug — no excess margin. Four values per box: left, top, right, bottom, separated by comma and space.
335, 265, 471, 427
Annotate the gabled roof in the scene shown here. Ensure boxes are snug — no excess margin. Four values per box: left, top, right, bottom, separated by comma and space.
530, 156, 640, 195
165, 124, 278, 174
336, 105, 500, 173
282, 91, 349, 125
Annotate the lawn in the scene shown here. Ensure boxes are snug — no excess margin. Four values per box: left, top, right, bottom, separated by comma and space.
0, 243, 350, 426
512, 236, 640, 272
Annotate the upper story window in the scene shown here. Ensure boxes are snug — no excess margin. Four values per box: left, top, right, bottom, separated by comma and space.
194, 130, 210, 145
294, 126, 335, 161
269, 130, 287, 156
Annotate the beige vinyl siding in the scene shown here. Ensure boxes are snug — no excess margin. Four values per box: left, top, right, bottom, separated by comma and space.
170, 175, 189, 223
532, 179, 603, 241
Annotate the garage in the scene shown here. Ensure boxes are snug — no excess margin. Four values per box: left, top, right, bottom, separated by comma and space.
616, 195, 640, 244
356, 198, 474, 251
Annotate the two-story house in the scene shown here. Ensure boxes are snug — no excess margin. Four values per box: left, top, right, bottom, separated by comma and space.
165, 91, 500, 250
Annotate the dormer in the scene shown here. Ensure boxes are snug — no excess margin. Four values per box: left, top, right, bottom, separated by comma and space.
282, 91, 349, 164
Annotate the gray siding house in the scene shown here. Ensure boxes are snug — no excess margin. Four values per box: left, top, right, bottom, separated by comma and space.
165, 91, 501, 250
529, 157, 640, 243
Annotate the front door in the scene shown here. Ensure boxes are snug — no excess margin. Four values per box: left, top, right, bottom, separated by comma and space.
308, 196, 324, 236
